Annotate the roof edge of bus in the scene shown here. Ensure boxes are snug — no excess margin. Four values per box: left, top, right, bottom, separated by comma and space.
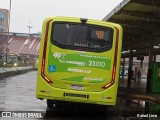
43, 16, 87, 21
43, 16, 122, 29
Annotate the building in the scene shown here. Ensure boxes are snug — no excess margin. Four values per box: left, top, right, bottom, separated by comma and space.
0, 9, 8, 33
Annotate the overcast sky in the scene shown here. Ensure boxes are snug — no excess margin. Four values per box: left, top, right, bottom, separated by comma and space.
0, 0, 123, 33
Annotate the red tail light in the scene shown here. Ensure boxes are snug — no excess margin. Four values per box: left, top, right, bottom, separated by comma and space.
112, 66, 116, 81
41, 20, 53, 84
102, 27, 119, 89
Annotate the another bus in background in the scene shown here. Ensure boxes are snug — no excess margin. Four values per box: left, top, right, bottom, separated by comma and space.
4, 53, 23, 67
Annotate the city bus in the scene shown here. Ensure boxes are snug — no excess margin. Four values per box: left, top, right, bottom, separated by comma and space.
36, 16, 123, 109
4, 52, 23, 67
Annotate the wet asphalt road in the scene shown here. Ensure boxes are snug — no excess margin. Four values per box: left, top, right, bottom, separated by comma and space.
0, 71, 46, 112
0, 71, 143, 120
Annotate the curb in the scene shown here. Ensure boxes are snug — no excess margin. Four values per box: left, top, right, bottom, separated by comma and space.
0, 66, 35, 80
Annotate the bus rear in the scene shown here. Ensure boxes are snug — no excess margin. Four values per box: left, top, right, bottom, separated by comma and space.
36, 17, 122, 107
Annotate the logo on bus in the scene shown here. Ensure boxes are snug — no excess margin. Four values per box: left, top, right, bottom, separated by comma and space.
53, 52, 66, 59
49, 65, 56, 72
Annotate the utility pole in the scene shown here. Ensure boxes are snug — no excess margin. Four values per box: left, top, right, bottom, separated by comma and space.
27, 25, 32, 37
27, 20, 32, 37
5, 0, 11, 64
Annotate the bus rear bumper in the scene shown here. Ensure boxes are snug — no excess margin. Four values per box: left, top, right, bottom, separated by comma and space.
36, 85, 117, 106
36, 76, 118, 106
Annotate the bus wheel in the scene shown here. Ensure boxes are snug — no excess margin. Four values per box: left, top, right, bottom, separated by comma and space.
47, 99, 55, 108
47, 100, 66, 111
87, 104, 107, 118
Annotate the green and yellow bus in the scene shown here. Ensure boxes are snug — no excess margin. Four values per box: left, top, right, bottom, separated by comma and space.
36, 16, 123, 108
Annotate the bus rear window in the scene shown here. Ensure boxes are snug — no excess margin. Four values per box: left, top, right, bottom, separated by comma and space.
51, 23, 113, 52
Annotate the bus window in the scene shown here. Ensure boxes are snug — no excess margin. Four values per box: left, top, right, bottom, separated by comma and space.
7, 55, 17, 63
51, 23, 113, 52
17, 56, 22, 61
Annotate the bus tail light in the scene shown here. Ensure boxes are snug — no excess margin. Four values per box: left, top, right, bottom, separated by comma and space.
41, 58, 53, 83
41, 74, 53, 83
102, 65, 116, 89
102, 27, 119, 89
41, 19, 53, 84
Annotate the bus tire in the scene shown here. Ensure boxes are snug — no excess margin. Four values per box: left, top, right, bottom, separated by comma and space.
88, 104, 107, 118
47, 100, 66, 111
47, 99, 55, 108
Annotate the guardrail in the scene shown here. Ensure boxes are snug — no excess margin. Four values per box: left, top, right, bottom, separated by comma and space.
0, 66, 35, 80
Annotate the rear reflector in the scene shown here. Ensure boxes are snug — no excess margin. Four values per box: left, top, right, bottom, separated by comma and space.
107, 97, 112, 99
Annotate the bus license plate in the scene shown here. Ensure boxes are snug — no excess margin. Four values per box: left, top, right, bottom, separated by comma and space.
71, 84, 83, 90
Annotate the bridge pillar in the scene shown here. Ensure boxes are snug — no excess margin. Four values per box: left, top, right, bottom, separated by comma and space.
145, 36, 154, 113
146, 37, 154, 93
